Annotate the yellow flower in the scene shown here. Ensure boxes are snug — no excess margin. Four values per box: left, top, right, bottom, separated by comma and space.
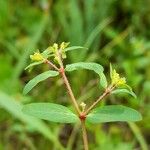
46, 42, 69, 55
53, 43, 58, 50
80, 102, 86, 111
117, 77, 126, 85
111, 69, 126, 86
48, 43, 58, 53
60, 42, 70, 50
30, 52, 44, 61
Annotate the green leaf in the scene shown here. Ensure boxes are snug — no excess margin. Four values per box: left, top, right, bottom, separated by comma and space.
23, 71, 59, 95
112, 89, 137, 98
25, 61, 44, 70
64, 46, 88, 52
124, 84, 134, 91
65, 62, 107, 88
22, 103, 79, 123
42, 48, 55, 58
87, 105, 142, 123
100, 73, 108, 89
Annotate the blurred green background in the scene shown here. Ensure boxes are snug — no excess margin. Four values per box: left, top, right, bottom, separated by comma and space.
0, 0, 150, 150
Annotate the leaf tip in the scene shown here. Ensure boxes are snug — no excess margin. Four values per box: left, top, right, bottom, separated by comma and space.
22, 87, 28, 95
138, 113, 143, 121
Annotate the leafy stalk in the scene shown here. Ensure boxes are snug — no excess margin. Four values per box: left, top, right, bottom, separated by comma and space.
55, 47, 90, 150
23, 42, 142, 150
57, 47, 81, 115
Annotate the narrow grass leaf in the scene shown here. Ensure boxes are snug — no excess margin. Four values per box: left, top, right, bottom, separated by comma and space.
23, 71, 59, 95
87, 105, 142, 123
22, 103, 79, 123
0, 91, 62, 146
12, 13, 49, 81
65, 62, 107, 88
85, 18, 111, 48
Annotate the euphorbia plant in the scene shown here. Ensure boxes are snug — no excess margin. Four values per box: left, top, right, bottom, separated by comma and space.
22, 42, 142, 150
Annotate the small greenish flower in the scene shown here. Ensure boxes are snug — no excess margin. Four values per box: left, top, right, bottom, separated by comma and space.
48, 43, 59, 53
60, 42, 69, 59
80, 102, 86, 111
30, 52, 44, 61
45, 42, 69, 55
53, 43, 58, 51
110, 64, 126, 86
117, 77, 126, 86
60, 42, 70, 50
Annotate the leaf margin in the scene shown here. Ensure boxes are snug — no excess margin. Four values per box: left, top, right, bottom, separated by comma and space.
22, 102, 79, 123
86, 105, 142, 123
65, 62, 107, 88
23, 70, 59, 95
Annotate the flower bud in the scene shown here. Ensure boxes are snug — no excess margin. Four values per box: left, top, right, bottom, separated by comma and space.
60, 42, 70, 50
111, 69, 126, 86
80, 102, 86, 111
30, 52, 44, 61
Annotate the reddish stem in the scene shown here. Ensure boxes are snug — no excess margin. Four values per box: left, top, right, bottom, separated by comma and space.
85, 86, 115, 115
60, 69, 81, 115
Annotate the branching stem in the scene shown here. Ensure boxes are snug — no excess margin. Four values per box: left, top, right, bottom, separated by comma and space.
85, 86, 115, 115
45, 50, 116, 150
56, 49, 89, 150
60, 70, 81, 115
45, 59, 59, 71
57, 49, 81, 115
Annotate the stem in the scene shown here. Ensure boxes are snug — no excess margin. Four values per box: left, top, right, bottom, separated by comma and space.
56, 49, 89, 150
60, 70, 81, 115
45, 60, 59, 71
46, 48, 90, 149
46, 58, 81, 114
56, 49, 81, 115
56, 49, 89, 149
85, 86, 115, 115
81, 120, 89, 150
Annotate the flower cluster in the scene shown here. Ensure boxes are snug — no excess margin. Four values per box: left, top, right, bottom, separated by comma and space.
49, 42, 69, 59
111, 69, 126, 86
30, 42, 69, 62
110, 64, 126, 87
30, 52, 44, 61
26, 42, 70, 70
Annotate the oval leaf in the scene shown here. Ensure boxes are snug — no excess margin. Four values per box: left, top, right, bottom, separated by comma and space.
112, 89, 137, 98
23, 71, 59, 95
87, 105, 142, 123
65, 62, 107, 88
22, 103, 79, 123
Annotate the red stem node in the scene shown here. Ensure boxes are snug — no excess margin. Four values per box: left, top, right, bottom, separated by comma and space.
79, 113, 86, 121
59, 67, 65, 74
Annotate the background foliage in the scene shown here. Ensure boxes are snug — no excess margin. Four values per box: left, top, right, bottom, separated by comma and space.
0, 0, 150, 150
